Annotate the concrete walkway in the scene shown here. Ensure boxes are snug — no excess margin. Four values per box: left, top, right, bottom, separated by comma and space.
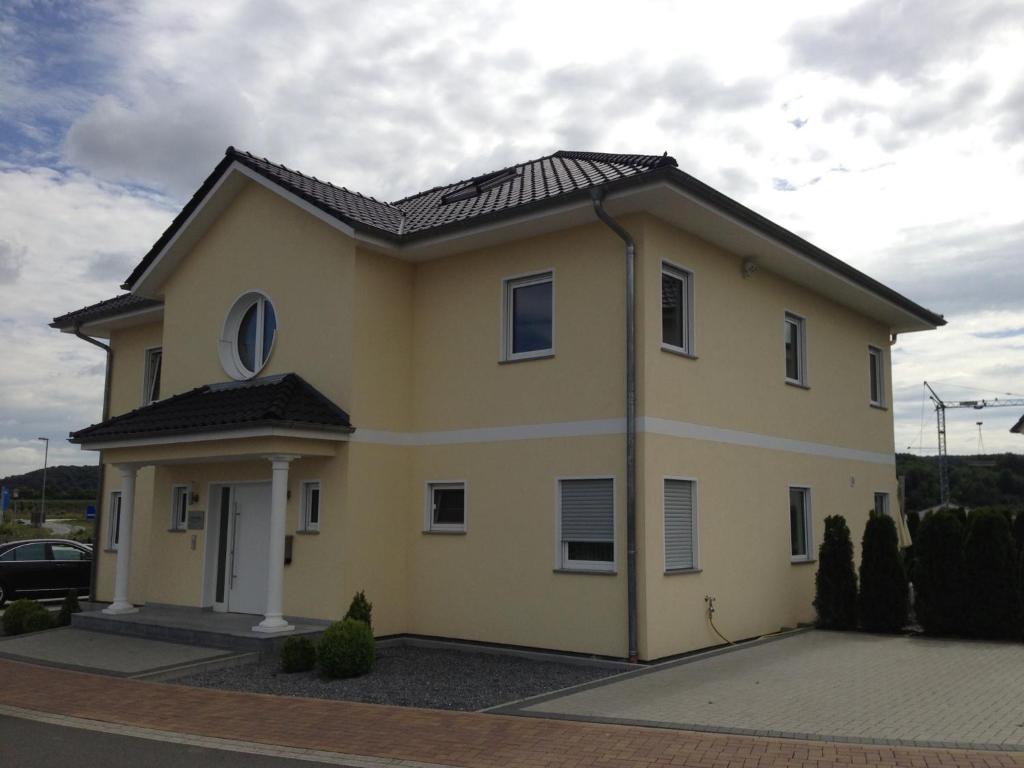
1, 658, 1022, 768
0, 628, 251, 679
500, 630, 1024, 751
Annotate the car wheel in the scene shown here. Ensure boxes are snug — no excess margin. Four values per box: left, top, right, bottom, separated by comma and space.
0, 581, 8, 607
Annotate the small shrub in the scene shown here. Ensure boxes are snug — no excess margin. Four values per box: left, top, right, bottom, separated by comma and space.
964, 509, 1021, 639
318, 618, 375, 678
344, 590, 373, 631
56, 589, 82, 627
814, 515, 858, 630
858, 513, 909, 633
2, 599, 53, 635
913, 511, 967, 635
280, 636, 317, 673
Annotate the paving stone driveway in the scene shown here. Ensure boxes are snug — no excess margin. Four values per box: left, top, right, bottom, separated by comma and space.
504, 630, 1024, 750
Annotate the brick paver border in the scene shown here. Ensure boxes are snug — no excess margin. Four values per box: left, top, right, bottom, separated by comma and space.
1, 658, 1022, 768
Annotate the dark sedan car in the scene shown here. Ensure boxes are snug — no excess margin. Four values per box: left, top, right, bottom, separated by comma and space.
0, 539, 91, 606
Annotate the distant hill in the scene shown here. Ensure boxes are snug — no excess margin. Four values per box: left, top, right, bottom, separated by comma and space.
1, 465, 100, 500
897, 453, 1024, 513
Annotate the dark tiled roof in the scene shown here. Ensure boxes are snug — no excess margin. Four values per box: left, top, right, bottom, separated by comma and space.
51, 293, 162, 329
70, 374, 352, 444
113, 145, 944, 328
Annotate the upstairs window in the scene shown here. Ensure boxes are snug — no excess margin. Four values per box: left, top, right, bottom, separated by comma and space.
143, 347, 162, 404
502, 272, 553, 361
661, 263, 693, 354
784, 312, 807, 386
220, 291, 277, 380
170, 485, 189, 531
868, 346, 885, 406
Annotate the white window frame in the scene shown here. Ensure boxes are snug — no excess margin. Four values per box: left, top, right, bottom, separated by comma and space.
660, 261, 695, 356
789, 485, 813, 562
663, 476, 700, 572
108, 491, 123, 551
219, 289, 278, 381
142, 346, 162, 405
868, 345, 886, 407
873, 491, 890, 517
300, 480, 321, 532
784, 311, 808, 387
424, 481, 467, 533
501, 270, 554, 362
555, 476, 616, 573
170, 484, 189, 531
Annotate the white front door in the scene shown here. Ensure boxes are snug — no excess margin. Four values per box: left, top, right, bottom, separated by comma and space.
226, 483, 271, 615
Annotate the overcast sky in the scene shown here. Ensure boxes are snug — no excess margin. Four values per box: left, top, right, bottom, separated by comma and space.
1, 0, 1023, 477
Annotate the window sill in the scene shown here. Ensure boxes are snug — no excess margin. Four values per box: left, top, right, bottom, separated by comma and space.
423, 529, 466, 535
499, 352, 554, 365
295, 529, 320, 535
790, 556, 816, 565
103, 548, 118, 554
785, 379, 810, 390
869, 402, 888, 411
664, 567, 702, 575
553, 567, 617, 575
166, 528, 187, 533
661, 344, 697, 360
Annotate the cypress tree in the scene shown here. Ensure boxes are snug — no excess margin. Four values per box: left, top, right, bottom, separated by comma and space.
964, 510, 1021, 639
858, 513, 909, 633
913, 510, 967, 635
814, 515, 858, 629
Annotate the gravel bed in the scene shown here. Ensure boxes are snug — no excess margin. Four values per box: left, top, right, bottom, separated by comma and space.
177, 644, 618, 710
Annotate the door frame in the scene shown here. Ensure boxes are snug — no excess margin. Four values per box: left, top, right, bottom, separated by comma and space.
203, 479, 271, 613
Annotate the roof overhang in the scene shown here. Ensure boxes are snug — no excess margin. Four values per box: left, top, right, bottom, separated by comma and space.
53, 304, 164, 339
124, 158, 943, 333
74, 425, 352, 451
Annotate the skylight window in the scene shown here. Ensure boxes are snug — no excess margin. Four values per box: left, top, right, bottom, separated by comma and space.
441, 167, 520, 204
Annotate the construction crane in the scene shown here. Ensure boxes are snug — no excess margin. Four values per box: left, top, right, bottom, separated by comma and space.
924, 381, 1024, 506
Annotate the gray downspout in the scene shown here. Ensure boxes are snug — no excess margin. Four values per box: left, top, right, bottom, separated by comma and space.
590, 190, 638, 663
74, 326, 112, 602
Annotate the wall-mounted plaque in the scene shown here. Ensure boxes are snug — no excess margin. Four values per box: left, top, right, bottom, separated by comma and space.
187, 510, 205, 530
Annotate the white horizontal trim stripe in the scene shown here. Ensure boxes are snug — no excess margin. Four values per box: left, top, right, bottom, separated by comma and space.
352, 419, 626, 446
350, 417, 895, 465
641, 417, 894, 465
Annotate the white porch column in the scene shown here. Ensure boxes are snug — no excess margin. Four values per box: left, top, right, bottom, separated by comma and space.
103, 464, 139, 615
253, 455, 297, 633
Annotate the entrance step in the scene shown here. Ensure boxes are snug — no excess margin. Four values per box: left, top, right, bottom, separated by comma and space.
72, 604, 325, 656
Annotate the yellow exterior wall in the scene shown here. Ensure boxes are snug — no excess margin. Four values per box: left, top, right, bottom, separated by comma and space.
82, 183, 914, 661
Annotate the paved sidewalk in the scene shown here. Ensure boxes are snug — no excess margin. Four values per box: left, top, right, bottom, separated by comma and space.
1, 658, 1022, 768
505, 631, 1024, 751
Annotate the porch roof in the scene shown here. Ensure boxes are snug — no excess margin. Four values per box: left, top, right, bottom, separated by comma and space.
70, 373, 353, 447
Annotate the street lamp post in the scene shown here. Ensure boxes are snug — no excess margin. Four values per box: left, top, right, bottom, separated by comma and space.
36, 437, 49, 527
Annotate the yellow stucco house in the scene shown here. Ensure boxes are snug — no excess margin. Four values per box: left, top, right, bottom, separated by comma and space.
52, 149, 943, 661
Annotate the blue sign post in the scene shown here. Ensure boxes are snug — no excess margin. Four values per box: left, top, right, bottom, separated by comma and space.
1, 485, 9, 515
85, 504, 96, 520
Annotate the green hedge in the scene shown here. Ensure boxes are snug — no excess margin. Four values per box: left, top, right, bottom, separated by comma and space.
2, 599, 53, 635
964, 510, 1021, 639
858, 514, 908, 633
280, 636, 316, 673
913, 510, 967, 635
814, 515, 858, 630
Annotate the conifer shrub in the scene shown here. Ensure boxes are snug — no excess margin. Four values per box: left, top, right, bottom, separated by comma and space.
813, 515, 858, 630
1013, 510, 1024, 555
318, 618, 375, 678
280, 636, 317, 673
913, 510, 967, 635
2, 599, 52, 635
964, 509, 1021, 639
56, 589, 82, 627
858, 513, 908, 633
344, 590, 373, 631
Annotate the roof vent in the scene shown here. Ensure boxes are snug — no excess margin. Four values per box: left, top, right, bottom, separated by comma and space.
441, 166, 521, 204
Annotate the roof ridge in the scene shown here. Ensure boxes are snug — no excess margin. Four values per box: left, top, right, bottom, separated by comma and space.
227, 147, 404, 212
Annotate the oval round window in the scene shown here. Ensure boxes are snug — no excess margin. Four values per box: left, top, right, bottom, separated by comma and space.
220, 291, 277, 380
